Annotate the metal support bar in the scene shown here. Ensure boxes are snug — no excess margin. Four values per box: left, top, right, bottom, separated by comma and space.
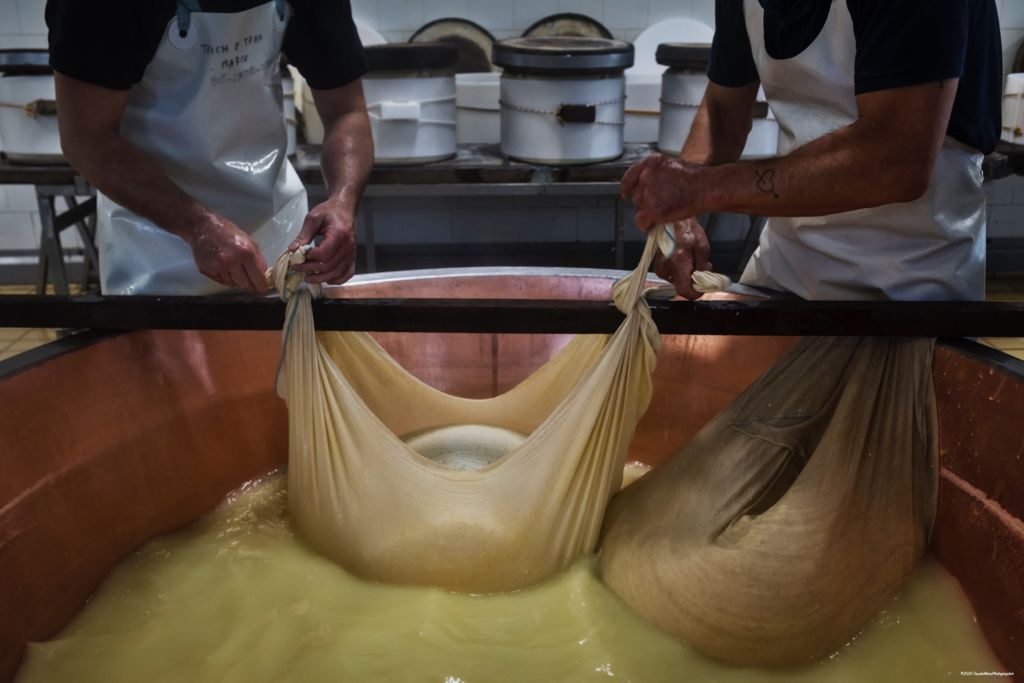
2, 295, 1024, 337
52, 196, 97, 234
32, 185, 99, 295
35, 193, 69, 295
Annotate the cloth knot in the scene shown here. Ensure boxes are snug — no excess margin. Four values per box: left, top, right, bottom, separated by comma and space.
692, 271, 732, 293
612, 231, 659, 316
266, 245, 323, 301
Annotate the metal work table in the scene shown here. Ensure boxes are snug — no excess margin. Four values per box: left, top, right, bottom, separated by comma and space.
1, 144, 655, 292
4, 141, 1023, 294
0, 159, 96, 295
291, 143, 660, 273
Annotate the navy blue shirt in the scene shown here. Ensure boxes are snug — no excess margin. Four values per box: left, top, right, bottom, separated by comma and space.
708, 0, 1002, 154
46, 0, 367, 91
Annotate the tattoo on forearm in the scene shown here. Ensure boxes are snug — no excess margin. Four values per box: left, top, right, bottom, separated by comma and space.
755, 169, 779, 199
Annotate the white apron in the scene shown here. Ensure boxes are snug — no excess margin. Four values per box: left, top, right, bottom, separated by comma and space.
97, 0, 308, 295
738, 0, 987, 301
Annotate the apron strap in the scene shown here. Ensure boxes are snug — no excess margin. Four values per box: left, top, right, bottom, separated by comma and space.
176, 0, 283, 36
175, 0, 202, 37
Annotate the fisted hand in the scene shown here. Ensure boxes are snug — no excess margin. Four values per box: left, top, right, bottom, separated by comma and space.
654, 218, 713, 301
620, 153, 707, 230
187, 213, 269, 294
288, 197, 357, 285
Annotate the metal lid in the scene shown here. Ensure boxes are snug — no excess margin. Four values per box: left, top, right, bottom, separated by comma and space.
365, 43, 459, 71
522, 13, 613, 40
410, 18, 497, 73
492, 37, 634, 75
0, 49, 52, 76
655, 43, 712, 71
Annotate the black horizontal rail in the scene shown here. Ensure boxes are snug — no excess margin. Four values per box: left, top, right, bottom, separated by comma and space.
1, 294, 1023, 337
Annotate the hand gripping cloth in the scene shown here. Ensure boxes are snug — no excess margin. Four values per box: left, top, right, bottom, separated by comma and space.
269, 235, 662, 593
599, 336, 938, 666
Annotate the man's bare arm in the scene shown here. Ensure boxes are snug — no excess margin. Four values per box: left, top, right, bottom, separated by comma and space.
623, 79, 960, 228
290, 79, 373, 285
54, 73, 269, 292
649, 81, 760, 298
316, 79, 373, 210
680, 81, 761, 166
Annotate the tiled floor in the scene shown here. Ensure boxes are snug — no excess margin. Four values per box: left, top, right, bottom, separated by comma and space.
0, 284, 72, 363
1, 278, 1023, 363
984, 276, 1024, 302
0, 326, 58, 360
979, 335, 1024, 361
983, 274, 1024, 362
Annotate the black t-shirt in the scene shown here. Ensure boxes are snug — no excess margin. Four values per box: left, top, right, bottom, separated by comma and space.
46, 0, 367, 91
708, 0, 1002, 154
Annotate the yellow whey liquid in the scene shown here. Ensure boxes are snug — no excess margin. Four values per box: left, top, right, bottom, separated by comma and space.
16, 473, 1001, 683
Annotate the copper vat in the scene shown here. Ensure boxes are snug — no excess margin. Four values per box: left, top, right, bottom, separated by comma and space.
0, 268, 1021, 680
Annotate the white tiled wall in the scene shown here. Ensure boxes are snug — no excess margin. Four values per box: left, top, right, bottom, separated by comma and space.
2, 0, 1024, 271
0, 0, 47, 48
982, 0, 1024, 255
350, 0, 717, 43
1001, 0, 1024, 67
1, 0, 48, 265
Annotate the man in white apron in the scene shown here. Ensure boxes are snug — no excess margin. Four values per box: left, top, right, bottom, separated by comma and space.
46, 0, 373, 295
622, 0, 1001, 301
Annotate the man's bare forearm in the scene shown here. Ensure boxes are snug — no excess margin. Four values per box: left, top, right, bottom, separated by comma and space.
622, 80, 961, 229
63, 132, 210, 243
320, 108, 373, 213
699, 121, 935, 217
696, 80, 958, 218
679, 98, 749, 166
288, 82, 372, 283
56, 71, 290, 293
680, 82, 759, 166
679, 101, 718, 165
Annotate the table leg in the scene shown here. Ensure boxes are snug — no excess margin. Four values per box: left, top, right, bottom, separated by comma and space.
34, 244, 48, 295
36, 192, 70, 295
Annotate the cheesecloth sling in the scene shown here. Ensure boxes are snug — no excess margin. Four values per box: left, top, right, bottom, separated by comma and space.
599, 335, 938, 666
269, 234, 662, 593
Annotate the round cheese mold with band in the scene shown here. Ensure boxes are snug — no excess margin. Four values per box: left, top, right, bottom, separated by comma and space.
363, 43, 460, 165
492, 36, 635, 165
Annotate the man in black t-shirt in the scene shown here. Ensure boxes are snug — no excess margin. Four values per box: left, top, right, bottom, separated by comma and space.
47, 0, 372, 295
622, 0, 1001, 301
